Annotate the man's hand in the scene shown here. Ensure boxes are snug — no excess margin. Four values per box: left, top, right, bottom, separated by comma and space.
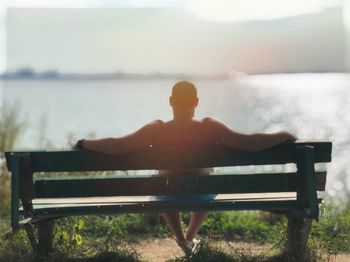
279, 131, 297, 142
73, 139, 85, 150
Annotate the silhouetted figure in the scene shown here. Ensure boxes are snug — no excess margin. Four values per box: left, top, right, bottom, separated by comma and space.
75, 81, 296, 255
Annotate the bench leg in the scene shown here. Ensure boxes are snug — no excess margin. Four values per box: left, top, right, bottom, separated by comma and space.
37, 219, 55, 254
285, 212, 312, 261
23, 223, 40, 253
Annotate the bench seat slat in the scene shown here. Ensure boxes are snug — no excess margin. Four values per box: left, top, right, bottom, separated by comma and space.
34, 172, 327, 198
27, 199, 315, 216
21, 192, 323, 212
31, 192, 299, 205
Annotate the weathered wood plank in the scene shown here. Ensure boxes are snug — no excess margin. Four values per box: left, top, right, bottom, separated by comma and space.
33, 172, 327, 198
23, 224, 39, 253
30, 193, 299, 206
5, 141, 332, 172
31, 199, 302, 217
21, 194, 323, 216
296, 146, 319, 219
37, 220, 55, 254
285, 211, 313, 260
10, 154, 20, 230
19, 154, 35, 217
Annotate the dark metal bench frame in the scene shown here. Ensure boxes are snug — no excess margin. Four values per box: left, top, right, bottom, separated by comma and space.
5, 141, 332, 259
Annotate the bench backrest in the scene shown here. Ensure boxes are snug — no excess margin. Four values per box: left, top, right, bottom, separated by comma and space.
6, 141, 331, 172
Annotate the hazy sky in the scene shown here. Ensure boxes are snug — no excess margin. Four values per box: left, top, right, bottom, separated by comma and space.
1, 0, 347, 74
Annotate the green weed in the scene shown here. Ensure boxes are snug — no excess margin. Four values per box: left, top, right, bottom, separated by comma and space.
0, 102, 350, 261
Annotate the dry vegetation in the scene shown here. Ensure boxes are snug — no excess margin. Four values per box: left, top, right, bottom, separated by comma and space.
0, 102, 350, 262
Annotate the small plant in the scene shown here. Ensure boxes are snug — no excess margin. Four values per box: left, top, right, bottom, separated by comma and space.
309, 202, 350, 254
199, 211, 285, 244
0, 102, 349, 261
0, 102, 26, 217
55, 218, 85, 255
0, 101, 26, 152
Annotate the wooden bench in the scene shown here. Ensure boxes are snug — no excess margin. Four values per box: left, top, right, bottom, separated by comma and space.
5, 140, 332, 259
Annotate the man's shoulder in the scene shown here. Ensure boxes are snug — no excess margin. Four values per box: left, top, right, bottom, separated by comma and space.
201, 117, 220, 125
137, 119, 164, 134
143, 119, 164, 129
201, 117, 229, 132
149, 119, 164, 125
202, 117, 214, 122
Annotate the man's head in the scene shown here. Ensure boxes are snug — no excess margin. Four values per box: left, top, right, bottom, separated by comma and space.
170, 81, 198, 112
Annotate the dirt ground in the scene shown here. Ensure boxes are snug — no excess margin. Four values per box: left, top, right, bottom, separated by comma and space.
132, 237, 350, 262
328, 254, 350, 262
133, 238, 275, 262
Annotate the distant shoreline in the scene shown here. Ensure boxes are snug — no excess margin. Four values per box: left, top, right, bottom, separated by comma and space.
0, 70, 345, 81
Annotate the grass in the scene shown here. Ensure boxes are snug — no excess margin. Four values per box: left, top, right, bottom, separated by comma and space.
309, 202, 350, 254
1, 102, 350, 261
199, 211, 286, 244
1, 206, 350, 261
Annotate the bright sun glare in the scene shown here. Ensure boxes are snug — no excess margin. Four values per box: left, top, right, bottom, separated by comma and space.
1, 0, 342, 22
185, 0, 329, 22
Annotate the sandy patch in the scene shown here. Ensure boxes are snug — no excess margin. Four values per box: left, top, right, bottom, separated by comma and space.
132, 237, 269, 262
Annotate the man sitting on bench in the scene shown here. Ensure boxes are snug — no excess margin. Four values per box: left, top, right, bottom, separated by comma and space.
75, 81, 296, 255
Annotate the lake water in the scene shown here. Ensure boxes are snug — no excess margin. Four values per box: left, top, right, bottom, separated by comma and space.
1, 73, 349, 203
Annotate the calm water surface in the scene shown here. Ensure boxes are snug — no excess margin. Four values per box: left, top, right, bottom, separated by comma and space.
1, 73, 349, 203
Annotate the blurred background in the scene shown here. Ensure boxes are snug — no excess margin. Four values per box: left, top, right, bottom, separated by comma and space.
0, 0, 349, 204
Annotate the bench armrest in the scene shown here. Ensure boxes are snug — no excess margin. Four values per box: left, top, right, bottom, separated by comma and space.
296, 145, 319, 219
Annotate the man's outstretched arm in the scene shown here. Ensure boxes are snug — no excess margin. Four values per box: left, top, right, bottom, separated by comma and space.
75, 120, 160, 155
207, 118, 296, 152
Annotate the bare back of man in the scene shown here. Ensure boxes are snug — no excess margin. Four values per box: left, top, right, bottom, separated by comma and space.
148, 118, 215, 175
76, 81, 296, 255
152, 118, 213, 146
